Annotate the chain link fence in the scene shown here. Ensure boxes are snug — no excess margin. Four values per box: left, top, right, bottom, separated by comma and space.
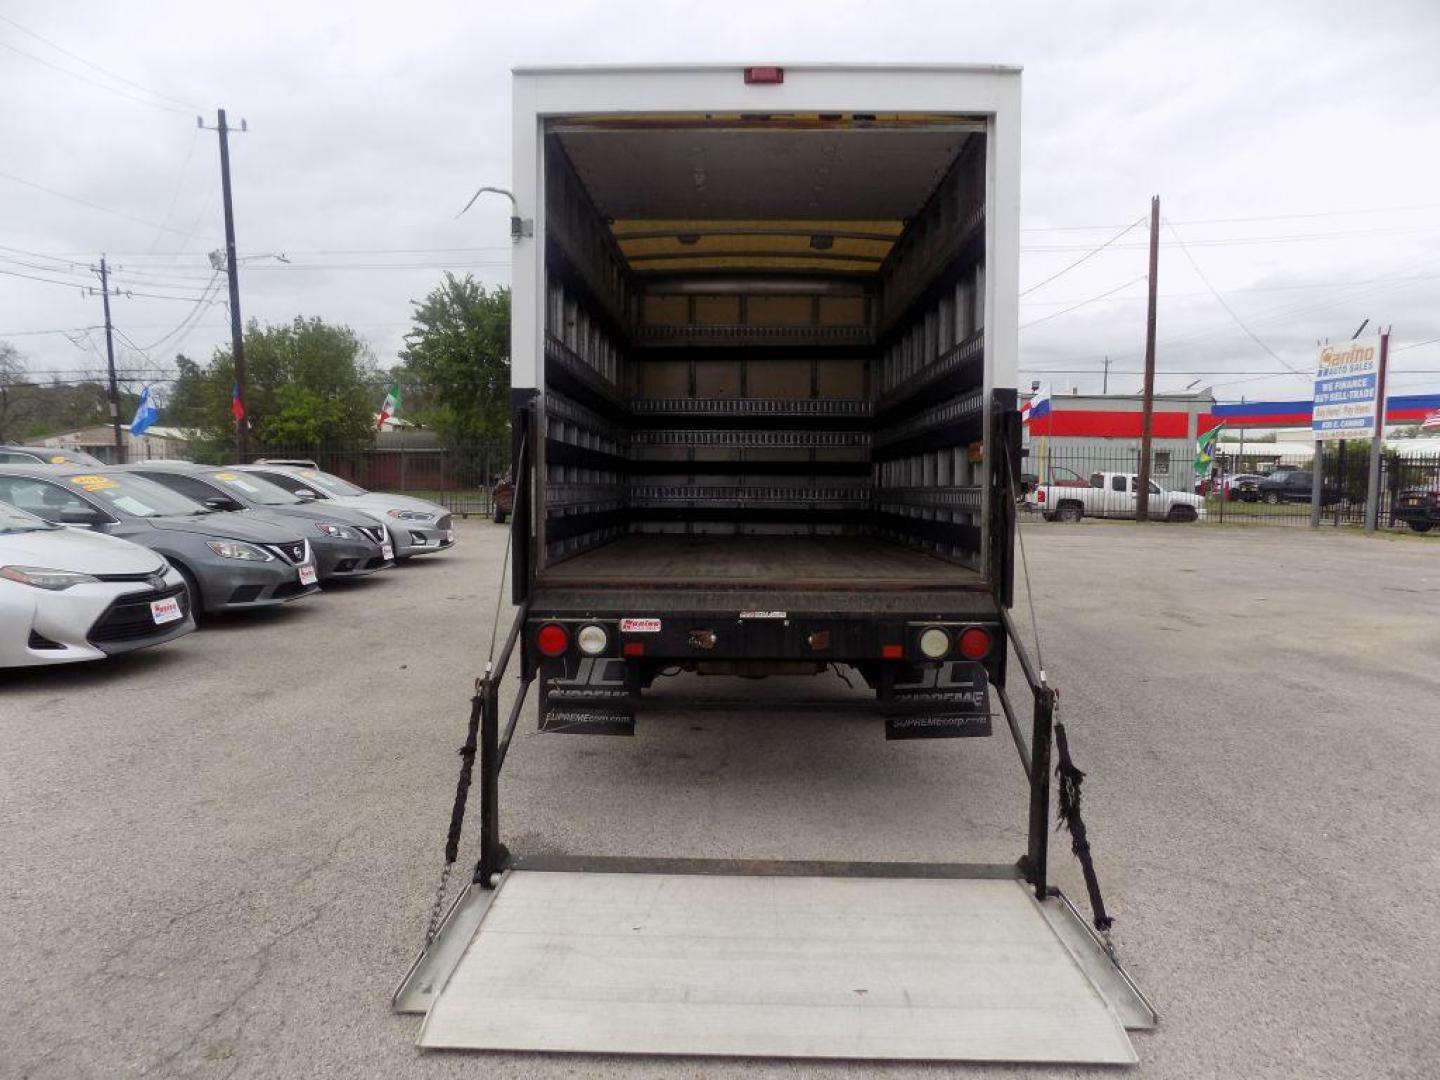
1021, 442, 1440, 533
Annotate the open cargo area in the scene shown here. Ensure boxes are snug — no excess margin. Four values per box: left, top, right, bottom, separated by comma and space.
528, 101, 1008, 589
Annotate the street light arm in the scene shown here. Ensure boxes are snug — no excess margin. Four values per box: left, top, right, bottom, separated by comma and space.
456, 185, 532, 242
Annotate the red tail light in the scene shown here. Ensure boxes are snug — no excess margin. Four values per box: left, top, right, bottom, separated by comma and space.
1036, 489, 1046, 503
958, 627, 994, 660
537, 623, 569, 657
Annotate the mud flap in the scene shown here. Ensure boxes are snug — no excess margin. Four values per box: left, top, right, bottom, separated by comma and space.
537, 654, 636, 735
881, 660, 993, 740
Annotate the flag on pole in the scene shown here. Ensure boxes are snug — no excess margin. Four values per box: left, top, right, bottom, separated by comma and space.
129, 385, 158, 436
1195, 421, 1225, 476
1423, 408, 1440, 431
1021, 384, 1052, 424
231, 384, 245, 424
376, 384, 402, 430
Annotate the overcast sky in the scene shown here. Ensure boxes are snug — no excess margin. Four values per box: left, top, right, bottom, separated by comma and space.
2, 0, 1438, 406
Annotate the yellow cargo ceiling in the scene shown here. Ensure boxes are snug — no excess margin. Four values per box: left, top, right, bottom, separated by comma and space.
554, 122, 970, 276
611, 218, 901, 273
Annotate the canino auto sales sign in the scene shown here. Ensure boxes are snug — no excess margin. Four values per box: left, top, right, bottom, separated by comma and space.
1312, 337, 1382, 441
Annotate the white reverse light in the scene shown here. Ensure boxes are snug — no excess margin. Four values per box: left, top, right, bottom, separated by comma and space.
918, 626, 951, 659
577, 624, 609, 656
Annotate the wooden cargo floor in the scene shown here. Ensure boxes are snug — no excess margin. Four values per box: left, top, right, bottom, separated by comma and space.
538, 535, 983, 592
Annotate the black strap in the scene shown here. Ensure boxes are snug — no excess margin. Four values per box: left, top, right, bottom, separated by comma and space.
443, 689, 485, 864
1054, 722, 1114, 932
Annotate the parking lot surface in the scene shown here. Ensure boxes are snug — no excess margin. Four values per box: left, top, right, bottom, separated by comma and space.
2, 520, 1436, 1079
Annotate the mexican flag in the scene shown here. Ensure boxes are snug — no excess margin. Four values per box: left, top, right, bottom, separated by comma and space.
1194, 422, 1224, 476
376, 384, 402, 430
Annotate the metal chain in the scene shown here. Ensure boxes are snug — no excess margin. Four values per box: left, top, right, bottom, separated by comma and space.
424, 861, 454, 945
423, 435, 524, 948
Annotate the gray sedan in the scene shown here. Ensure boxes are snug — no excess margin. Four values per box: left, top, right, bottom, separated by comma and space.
118, 463, 394, 581
0, 466, 320, 614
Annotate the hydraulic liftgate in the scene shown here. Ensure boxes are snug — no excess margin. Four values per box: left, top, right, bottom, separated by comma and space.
394, 411, 1155, 1064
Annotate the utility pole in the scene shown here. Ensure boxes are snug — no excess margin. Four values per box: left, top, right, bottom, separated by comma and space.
201, 109, 248, 459
1364, 328, 1391, 531
1102, 355, 1111, 394
1136, 195, 1160, 521
96, 255, 125, 464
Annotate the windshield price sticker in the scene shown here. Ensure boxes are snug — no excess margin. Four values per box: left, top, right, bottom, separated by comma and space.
620, 618, 661, 633
298, 564, 318, 586
68, 474, 116, 492
150, 597, 182, 625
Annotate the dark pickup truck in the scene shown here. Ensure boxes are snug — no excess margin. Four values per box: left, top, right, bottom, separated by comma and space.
1394, 485, 1440, 533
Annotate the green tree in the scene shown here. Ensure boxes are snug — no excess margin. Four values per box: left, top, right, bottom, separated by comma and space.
206, 317, 379, 449
398, 275, 510, 443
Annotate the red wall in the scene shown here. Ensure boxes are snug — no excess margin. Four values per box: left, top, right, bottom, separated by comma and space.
1027, 409, 1215, 438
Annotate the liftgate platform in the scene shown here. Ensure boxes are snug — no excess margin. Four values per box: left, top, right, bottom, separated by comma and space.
394, 585, 1156, 1065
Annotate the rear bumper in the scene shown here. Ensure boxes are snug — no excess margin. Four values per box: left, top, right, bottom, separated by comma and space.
1395, 504, 1440, 525
524, 605, 1005, 738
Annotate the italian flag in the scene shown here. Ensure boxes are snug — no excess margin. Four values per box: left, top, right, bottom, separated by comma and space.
377, 384, 402, 430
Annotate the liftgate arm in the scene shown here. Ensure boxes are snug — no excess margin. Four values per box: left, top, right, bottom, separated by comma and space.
997, 606, 1113, 932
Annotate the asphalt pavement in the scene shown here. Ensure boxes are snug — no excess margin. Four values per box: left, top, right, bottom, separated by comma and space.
1, 520, 1436, 1079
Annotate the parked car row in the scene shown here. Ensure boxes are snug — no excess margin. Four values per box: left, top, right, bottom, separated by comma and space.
0, 463, 457, 669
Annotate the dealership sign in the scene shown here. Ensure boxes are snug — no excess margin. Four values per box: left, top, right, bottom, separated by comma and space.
1312, 337, 1382, 441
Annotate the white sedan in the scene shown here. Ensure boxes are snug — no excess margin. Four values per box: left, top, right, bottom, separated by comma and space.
0, 501, 195, 667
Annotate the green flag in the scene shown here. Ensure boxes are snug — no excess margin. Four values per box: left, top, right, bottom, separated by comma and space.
1195, 422, 1224, 476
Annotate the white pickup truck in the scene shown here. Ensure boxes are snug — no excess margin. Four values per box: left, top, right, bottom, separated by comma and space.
1027, 470, 1207, 523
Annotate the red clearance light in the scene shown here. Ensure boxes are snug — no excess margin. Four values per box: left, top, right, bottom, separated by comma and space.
623, 641, 645, 658
537, 623, 569, 657
958, 627, 994, 660
744, 66, 784, 85
881, 644, 904, 660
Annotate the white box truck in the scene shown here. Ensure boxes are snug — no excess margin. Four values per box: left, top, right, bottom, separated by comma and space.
397, 64, 1154, 1065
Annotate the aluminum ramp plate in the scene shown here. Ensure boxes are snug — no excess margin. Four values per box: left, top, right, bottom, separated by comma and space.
413, 869, 1141, 1064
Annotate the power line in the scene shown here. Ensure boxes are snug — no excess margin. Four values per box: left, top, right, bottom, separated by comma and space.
1019, 215, 1147, 297
0, 12, 198, 111
0, 169, 201, 236
145, 128, 203, 255
1020, 275, 1146, 330
1021, 202, 1440, 232
1163, 218, 1304, 376
0, 266, 94, 290
1021, 223, 1440, 252
0, 39, 190, 114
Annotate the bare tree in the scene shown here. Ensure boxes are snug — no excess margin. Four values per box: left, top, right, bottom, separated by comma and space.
0, 341, 25, 443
